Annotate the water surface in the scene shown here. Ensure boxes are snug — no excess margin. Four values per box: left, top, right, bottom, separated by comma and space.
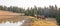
0, 20, 25, 26
0, 16, 27, 26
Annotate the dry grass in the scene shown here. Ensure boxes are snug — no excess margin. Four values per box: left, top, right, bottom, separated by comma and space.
31, 18, 58, 26
0, 10, 20, 15
0, 10, 22, 19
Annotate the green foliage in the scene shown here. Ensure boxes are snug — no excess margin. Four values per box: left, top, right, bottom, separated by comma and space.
0, 6, 25, 13
56, 14, 60, 25
25, 8, 35, 16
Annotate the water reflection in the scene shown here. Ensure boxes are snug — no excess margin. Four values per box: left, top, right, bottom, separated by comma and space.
0, 20, 25, 26
0, 16, 26, 26
0, 16, 25, 23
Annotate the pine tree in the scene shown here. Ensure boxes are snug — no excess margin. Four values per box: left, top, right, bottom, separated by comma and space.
34, 5, 37, 18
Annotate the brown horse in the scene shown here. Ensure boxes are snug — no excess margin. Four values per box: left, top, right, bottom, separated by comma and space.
34, 15, 45, 19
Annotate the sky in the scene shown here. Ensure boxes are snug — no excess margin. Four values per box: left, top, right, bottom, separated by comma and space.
0, 0, 60, 9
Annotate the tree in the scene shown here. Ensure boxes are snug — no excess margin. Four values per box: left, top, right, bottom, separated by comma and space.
0, 6, 3, 10
25, 7, 30, 16
37, 7, 42, 15
3, 6, 7, 11
30, 7, 34, 16
43, 7, 48, 17
34, 5, 37, 15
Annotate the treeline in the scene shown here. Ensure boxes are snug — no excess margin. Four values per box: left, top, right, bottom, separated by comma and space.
0, 6, 25, 13
0, 5, 59, 17
25, 5, 57, 17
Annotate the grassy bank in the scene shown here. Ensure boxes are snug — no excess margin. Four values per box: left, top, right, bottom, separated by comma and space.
30, 18, 58, 26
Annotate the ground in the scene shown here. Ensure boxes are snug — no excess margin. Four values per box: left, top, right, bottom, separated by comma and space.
31, 18, 58, 26
0, 10, 58, 26
21, 17, 58, 26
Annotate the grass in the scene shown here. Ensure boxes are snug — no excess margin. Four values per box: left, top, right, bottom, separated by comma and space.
30, 18, 58, 26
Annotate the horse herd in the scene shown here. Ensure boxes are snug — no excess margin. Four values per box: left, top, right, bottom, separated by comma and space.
34, 15, 47, 19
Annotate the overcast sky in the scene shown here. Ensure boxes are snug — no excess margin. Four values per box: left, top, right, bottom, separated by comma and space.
0, 0, 60, 8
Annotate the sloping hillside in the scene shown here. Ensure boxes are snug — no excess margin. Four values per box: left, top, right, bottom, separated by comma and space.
0, 10, 20, 15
